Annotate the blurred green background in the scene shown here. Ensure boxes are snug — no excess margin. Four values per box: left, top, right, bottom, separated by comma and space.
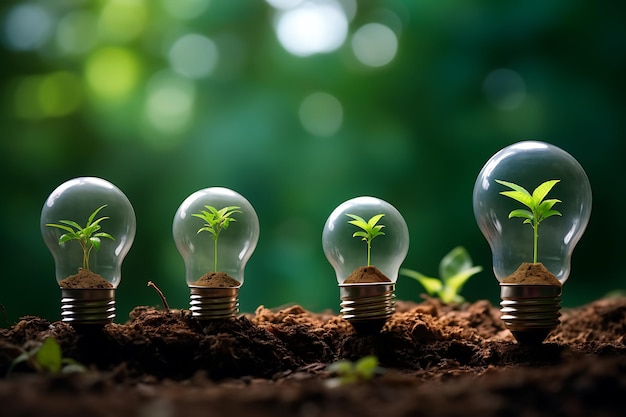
1, 0, 624, 326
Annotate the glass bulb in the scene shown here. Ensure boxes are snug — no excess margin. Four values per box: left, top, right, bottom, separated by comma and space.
173, 187, 259, 319
322, 196, 409, 332
473, 141, 592, 343
40, 177, 136, 324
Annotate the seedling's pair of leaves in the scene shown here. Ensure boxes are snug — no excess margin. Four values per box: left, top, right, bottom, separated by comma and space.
7, 337, 85, 376
326, 355, 382, 388
346, 214, 385, 241
46, 204, 115, 251
400, 246, 482, 304
495, 180, 562, 225
193, 205, 241, 239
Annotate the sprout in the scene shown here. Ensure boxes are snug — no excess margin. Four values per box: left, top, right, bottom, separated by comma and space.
346, 213, 385, 267
496, 179, 562, 263
192, 205, 242, 272
45, 205, 114, 271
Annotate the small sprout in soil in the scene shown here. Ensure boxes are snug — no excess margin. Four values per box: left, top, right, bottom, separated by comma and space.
496, 179, 562, 263
7, 337, 85, 376
147, 281, 170, 313
326, 355, 383, 388
400, 246, 482, 304
46, 204, 115, 271
193, 205, 242, 272
346, 213, 385, 267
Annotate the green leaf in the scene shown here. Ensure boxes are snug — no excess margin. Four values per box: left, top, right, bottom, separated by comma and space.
439, 246, 472, 280
353, 231, 368, 239
541, 210, 562, 220
499, 190, 535, 209
532, 180, 560, 204
508, 209, 534, 220
444, 266, 483, 298
400, 268, 443, 295
327, 360, 353, 374
355, 355, 379, 379
87, 205, 107, 225
35, 338, 62, 373
367, 214, 385, 228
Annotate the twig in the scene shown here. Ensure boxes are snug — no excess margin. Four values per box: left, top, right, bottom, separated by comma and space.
147, 281, 170, 313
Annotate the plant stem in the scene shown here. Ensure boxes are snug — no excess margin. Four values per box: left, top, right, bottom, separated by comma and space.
367, 240, 371, 267
147, 281, 170, 313
533, 222, 538, 264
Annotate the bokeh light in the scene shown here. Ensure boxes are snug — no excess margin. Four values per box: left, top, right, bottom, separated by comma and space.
56, 11, 98, 55
483, 68, 527, 110
4, 3, 53, 51
98, 0, 148, 43
144, 70, 196, 137
351, 23, 398, 67
299, 92, 343, 137
274, 0, 348, 56
85, 47, 141, 99
161, 0, 211, 20
169, 34, 219, 79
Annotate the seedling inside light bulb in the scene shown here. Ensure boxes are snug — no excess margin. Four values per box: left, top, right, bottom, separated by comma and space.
193, 205, 242, 272
45, 204, 115, 271
346, 213, 385, 267
496, 179, 562, 264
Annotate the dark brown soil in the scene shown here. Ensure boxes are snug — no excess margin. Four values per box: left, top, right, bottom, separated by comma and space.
344, 266, 391, 283
502, 262, 562, 285
58, 269, 114, 289
193, 272, 241, 287
1, 296, 625, 417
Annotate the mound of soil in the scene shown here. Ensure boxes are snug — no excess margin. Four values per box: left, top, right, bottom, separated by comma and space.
1, 296, 625, 417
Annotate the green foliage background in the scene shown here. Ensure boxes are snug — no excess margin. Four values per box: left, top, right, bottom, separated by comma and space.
1, 0, 624, 326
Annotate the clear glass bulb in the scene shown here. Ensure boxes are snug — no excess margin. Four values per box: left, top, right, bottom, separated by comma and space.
473, 141, 592, 344
40, 177, 136, 324
173, 187, 259, 319
473, 141, 592, 283
322, 196, 409, 332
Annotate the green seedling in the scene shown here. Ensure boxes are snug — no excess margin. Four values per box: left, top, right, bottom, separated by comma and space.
7, 337, 85, 376
193, 205, 242, 271
46, 205, 115, 271
400, 246, 482, 304
326, 355, 383, 388
346, 213, 385, 267
496, 179, 562, 264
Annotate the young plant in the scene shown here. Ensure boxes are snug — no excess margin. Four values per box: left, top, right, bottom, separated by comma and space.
46, 204, 115, 271
496, 179, 562, 264
193, 205, 242, 272
346, 213, 385, 267
326, 355, 383, 388
400, 246, 482, 304
7, 337, 85, 376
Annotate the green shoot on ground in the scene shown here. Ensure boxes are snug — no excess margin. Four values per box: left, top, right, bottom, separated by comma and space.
7, 337, 85, 376
400, 246, 482, 304
326, 355, 382, 387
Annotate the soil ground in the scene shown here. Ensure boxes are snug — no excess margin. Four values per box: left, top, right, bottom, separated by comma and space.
1, 296, 625, 417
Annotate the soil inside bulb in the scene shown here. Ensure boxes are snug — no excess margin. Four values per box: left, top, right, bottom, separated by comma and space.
344, 265, 392, 284
193, 271, 241, 287
502, 262, 562, 285
58, 268, 114, 289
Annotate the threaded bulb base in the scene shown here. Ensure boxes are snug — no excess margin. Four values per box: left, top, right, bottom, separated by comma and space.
189, 286, 239, 320
500, 283, 562, 344
339, 283, 395, 333
60, 288, 115, 325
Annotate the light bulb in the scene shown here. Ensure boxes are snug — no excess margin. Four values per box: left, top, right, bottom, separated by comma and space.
473, 141, 592, 344
173, 187, 259, 319
322, 196, 409, 333
40, 177, 136, 325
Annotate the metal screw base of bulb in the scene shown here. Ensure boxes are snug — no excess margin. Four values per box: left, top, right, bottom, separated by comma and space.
339, 283, 396, 333
60, 288, 115, 325
500, 284, 562, 345
189, 286, 239, 320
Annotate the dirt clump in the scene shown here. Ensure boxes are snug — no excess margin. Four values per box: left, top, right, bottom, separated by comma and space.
502, 262, 561, 285
344, 266, 391, 284
192, 272, 240, 287
58, 269, 113, 289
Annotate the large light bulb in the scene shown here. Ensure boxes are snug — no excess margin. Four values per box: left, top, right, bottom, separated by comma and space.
473, 141, 592, 344
322, 196, 409, 333
173, 187, 259, 319
40, 177, 136, 325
